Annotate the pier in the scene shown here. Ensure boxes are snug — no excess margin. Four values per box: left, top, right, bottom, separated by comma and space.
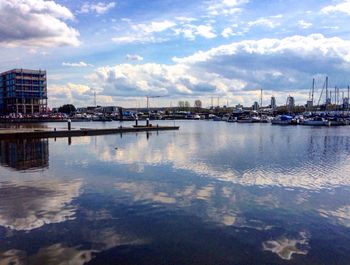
0, 125, 180, 139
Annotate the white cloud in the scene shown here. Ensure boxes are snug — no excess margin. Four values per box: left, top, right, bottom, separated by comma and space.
50, 34, 350, 107
321, 0, 350, 15
62, 61, 93, 67
0, 0, 80, 47
221, 24, 240, 38
48, 82, 114, 107
135, 20, 176, 33
248, 17, 280, 28
48, 83, 93, 106
79, 2, 116, 15
125, 54, 144, 61
175, 16, 197, 23
100, 34, 350, 102
195, 25, 217, 39
112, 20, 176, 44
88, 63, 243, 99
222, 27, 234, 38
207, 0, 249, 16
173, 34, 350, 92
174, 24, 217, 40
298, 20, 312, 29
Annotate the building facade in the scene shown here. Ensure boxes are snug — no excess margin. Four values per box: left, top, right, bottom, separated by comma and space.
287, 96, 295, 112
0, 69, 47, 115
252, 101, 259, 111
270, 96, 276, 109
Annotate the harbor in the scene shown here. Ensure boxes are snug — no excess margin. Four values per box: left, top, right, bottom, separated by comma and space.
2, 0, 350, 263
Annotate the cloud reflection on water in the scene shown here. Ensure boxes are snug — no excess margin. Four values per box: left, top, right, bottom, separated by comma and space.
0, 179, 81, 231
0, 244, 94, 265
262, 232, 309, 260
95, 129, 350, 190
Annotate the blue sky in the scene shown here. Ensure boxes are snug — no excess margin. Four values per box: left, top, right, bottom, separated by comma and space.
1, 0, 350, 108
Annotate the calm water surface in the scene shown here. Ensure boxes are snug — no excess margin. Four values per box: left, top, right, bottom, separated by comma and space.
1, 121, 350, 264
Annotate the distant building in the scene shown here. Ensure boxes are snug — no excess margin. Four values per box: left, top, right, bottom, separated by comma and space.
270, 96, 276, 109
235, 104, 243, 109
102, 106, 120, 114
0, 69, 47, 114
306, 100, 313, 109
287, 96, 295, 111
252, 101, 259, 111
343, 98, 349, 109
76, 107, 87, 113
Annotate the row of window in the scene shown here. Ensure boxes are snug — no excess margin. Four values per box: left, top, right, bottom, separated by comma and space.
0, 81, 46, 86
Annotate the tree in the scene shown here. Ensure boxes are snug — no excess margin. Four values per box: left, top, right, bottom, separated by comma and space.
178, 101, 190, 110
178, 101, 185, 108
194, 100, 202, 109
58, 104, 76, 114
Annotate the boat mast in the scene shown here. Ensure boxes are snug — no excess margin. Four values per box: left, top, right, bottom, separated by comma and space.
348, 85, 350, 111
317, 77, 326, 107
335, 86, 337, 110
311, 78, 315, 106
326, 76, 328, 104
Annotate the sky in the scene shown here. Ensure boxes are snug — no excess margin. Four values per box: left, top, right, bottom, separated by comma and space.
1, 0, 350, 108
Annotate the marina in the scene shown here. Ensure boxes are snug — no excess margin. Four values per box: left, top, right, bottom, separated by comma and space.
2, 0, 350, 263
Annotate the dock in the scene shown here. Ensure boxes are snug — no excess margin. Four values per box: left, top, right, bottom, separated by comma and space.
0, 125, 180, 139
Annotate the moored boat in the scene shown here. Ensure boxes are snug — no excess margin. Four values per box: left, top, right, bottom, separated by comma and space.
237, 116, 253, 123
328, 117, 348, 126
300, 117, 329, 126
271, 115, 293, 125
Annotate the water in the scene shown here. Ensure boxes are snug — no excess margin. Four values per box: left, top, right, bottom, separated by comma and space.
1, 120, 350, 264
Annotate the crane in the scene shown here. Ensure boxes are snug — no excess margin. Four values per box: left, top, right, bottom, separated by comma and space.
144, 95, 166, 119
146, 95, 163, 109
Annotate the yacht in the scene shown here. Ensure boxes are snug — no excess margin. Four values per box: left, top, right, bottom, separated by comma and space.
237, 116, 253, 123
300, 117, 329, 126
271, 115, 293, 125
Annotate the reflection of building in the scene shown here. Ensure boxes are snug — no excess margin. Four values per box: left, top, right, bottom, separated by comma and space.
0, 138, 49, 170
0, 69, 47, 114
